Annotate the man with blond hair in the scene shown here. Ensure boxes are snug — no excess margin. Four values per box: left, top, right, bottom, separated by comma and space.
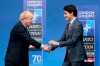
5, 11, 50, 66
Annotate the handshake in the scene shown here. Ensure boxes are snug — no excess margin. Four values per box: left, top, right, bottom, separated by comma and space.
43, 40, 59, 52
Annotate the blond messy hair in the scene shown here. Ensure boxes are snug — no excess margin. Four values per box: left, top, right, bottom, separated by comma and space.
19, 10, 33, 20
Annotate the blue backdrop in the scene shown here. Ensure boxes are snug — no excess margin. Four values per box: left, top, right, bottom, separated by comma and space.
0, 0, 99, 66
45, 0, 99, 66
0, 0, 23, 66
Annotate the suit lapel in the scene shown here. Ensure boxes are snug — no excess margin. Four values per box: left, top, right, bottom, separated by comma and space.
66, 18, 78, 38
66, 24, 70, 38
69, 18, 78, 31
19, 21, 30, 36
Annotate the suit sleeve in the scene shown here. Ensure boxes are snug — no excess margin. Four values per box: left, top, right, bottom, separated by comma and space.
51, 45, 58, 51
59, 23, 83, 47
15, 26, 41, 49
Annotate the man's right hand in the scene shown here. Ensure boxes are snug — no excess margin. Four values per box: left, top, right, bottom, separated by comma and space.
43, 44, 51, 52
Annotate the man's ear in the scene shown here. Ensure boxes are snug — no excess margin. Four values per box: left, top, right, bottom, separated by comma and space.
71, 12, 73, 15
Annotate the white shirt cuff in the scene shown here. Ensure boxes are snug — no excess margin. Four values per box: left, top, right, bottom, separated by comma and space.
41, 44, 44, 48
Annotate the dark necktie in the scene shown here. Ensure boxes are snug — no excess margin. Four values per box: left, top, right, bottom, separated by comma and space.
25, 28, 29, 34
68, 23, 71, 31
25, 28, 31, 37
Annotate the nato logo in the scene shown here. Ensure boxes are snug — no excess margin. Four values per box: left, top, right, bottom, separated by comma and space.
33, 12, 39, 22
82, 20, 95, 36
83, 24, 91, 33
32, 9, 42, 23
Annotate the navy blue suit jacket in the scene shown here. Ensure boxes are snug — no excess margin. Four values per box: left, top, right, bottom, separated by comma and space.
5, 22, 41, 65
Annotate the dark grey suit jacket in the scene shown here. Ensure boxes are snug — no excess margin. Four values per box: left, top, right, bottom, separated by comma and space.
5, 21, 41, 66
51, 18, 87, 62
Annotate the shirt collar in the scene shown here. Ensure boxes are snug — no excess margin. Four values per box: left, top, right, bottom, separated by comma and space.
70, 17, 76, 25
21, 21, 27, 28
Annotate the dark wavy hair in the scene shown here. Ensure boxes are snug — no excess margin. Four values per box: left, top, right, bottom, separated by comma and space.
63, 4, 77, 17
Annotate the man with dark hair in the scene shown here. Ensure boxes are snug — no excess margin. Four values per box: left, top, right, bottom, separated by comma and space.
63, 4, 77, 17
49, 4, 87, 66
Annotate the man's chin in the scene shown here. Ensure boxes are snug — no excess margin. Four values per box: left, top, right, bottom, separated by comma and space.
28, 24, 32, 27
65, 18, 69, 21
26, 25, 30, 27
